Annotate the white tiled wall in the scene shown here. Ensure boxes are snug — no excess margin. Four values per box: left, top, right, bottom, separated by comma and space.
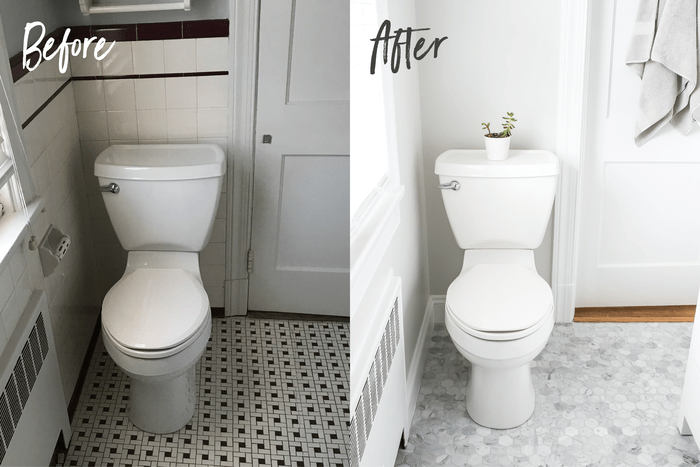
73, 38, 230, 306
10, 58, 100, 404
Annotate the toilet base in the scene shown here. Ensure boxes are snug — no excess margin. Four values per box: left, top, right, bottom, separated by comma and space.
466, 362, 535, 429
128, 366, 196, 434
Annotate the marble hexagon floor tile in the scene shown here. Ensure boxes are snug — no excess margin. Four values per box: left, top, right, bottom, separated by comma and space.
395, 322, 700, 467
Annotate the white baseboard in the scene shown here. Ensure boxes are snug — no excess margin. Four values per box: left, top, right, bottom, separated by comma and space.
404, 297, 437, 433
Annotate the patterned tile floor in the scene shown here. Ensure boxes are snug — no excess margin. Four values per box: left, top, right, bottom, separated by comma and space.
57, 316, 349, 467
395, 322, 700, 467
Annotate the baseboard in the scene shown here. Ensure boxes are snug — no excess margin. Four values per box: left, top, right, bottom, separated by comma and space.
431, 295, 446, 324
67, 309, 102, 423
404, 297, 436, 433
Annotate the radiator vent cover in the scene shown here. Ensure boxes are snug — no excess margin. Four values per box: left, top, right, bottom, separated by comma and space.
350, 297, 400, 467
0, 313, 49, 464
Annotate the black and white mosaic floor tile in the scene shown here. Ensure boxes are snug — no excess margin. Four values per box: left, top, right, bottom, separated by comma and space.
57, 317, 349, 467
395, 322, 700, 467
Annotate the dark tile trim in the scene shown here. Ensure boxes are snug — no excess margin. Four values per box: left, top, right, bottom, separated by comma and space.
67, 312, 102, 423
247, 310, 351, 322
211, 307, 225, 318
10, 19, 229, 83
21, 78, 73, 129
72, 70, 228, 81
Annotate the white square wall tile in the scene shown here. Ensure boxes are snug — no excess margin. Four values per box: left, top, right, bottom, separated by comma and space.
69, 43, 103, 77
135, 78, 166, 110
164, 39, 196, 73
132, 40, 165, 75
107, 111, 138, 140
167, 108, 197, 139
204, 286, 225, 307
165, 77, 196, 109
73, 80, 105, 111
101, 42, 134, 76
200, 242, 225, 266
197, 108, 227, 138
104, 79, 136, 110
210, 218, 226, 243
0, 266, 14, 314
77, 111, 109, 141
201, 265, 225, 287
8, 245, 26, 287
197, 75, 228, 108
136, 109, 168, 140
196, 38, 229, 72
1, 293, 19, 341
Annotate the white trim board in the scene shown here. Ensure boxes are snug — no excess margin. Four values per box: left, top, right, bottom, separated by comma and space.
226, 0, 259, 315
551, 0, 591, 323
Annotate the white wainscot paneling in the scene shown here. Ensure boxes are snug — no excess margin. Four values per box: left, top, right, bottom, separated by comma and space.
598, 162, 700, 267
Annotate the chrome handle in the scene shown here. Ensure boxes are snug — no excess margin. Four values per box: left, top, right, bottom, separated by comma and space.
99, 183, 120, 194
437, 181, 460, 191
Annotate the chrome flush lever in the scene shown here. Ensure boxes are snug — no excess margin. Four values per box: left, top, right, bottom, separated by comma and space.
98, 183, 120, 194
437, 181, 460, 191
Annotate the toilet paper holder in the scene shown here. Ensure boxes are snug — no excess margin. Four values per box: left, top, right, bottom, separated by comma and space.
39, 225, 71, 277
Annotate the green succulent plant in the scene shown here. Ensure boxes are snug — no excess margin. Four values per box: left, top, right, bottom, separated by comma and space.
482, 112, 517, 138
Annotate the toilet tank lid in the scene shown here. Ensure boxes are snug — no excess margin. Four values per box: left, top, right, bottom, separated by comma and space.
435, 149, 559, 178
95, 144, 226, 181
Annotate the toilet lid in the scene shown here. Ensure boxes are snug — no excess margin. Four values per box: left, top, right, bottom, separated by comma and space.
446, 264, 553, 332
102, 268, 209, 351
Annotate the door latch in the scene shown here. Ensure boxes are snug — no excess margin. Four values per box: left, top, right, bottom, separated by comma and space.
262, 134, 272, 144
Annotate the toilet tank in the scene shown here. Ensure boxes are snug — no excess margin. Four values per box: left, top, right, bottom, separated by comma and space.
95, 144, 226, 252
435, 149, 559, 249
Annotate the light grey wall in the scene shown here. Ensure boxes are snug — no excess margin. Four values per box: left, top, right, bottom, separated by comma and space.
416, 0, 561, 295
0, 0, 71, 56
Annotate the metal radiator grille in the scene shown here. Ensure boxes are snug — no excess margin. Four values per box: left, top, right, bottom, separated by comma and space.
350, 298, 400, 467
0, 313, 50, 464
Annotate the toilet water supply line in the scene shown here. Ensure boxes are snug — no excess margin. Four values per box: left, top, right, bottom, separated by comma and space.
0, 76, 37, 251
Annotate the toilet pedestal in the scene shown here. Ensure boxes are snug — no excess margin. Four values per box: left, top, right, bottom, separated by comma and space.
129, 366, 197, 434
466, 363, 535, 429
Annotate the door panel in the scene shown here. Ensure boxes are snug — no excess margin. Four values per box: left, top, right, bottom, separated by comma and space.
576, 0, 700, 307
249, 0, 350, 315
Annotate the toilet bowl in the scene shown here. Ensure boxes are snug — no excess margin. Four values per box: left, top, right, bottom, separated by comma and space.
435, 149, 559, 429
445, 255, 554, 428
95, 144, 225, 433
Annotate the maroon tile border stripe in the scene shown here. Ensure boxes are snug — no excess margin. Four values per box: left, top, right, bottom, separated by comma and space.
10, 19, 229, 83
71, 70, 229, 81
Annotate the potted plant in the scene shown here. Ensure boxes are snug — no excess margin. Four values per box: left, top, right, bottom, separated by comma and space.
481, 112, 516, 161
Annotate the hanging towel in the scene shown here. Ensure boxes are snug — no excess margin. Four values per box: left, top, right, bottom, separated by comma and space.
626, 0, 698, 146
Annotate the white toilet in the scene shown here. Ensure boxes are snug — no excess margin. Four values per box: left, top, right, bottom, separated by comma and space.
94, 144, 225, 434
435, 149, 559, 429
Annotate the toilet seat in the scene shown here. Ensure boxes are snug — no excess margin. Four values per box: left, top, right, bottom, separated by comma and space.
102, 268, 209, 355
446, 263, 553, 341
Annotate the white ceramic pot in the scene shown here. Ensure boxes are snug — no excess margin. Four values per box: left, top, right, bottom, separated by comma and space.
484, 135, 511, 161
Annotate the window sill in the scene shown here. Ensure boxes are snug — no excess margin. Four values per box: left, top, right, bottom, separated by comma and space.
0, 197, 46, 272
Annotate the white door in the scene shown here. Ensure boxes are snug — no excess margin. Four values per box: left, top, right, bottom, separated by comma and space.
576, 0, 700, 307
679, 295, 700, 436
248, 0, 350, 315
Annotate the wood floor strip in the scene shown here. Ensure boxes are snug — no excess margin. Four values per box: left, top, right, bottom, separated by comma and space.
574, 305, 696, 323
